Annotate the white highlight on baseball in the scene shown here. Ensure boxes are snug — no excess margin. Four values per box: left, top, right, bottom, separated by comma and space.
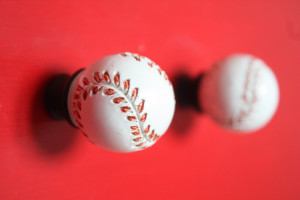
67, 52, 175, 152
199, 54, 279, 132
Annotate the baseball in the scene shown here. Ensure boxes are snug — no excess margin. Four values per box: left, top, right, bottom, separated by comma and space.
67, 52, 175, 152
199, 54, 279, 132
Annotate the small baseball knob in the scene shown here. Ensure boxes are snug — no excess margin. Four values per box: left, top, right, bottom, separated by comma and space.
199, 54, 279, 132
46, 52, 175, 152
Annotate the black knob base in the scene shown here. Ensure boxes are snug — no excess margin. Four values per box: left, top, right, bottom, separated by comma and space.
44, 69, 83, 126
174, 73, 204, 112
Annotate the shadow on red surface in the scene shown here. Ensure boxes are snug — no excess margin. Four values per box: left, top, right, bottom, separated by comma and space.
30, 67, 78, 156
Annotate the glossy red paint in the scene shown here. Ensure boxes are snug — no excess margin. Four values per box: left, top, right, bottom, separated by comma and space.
1, 0, 300, 199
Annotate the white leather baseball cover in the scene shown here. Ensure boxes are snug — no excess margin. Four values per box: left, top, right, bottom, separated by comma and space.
199, 54, 279, 132
67, 52, 175, 152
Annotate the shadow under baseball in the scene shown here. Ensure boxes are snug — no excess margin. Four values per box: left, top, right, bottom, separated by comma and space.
30, 67, 78, 157
170, 69, 205, 137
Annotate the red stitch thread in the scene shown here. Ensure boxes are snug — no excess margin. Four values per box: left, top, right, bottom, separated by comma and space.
144, 125, 150, 134
83, 77, 89, 85
149, 130, 155, 139
140, 113, 147, 122
137, 100, 145, 113
72, 69, 162, 149
113, 97, 125, 104
120, 106, 131, 113
132, 131, 140, 136
136, 142, 145, 147
126, 52, 170, 89
236, 59, 260, 124
123, 79, 130, 94
77, 102, 81, 110
92, 86, 98, 94
133, 137, 142, 142
127, 116, 137, 121
164, 73, 168, 81
131, 88, 138, 100
93, 72, 101, 83
103, 72, 110, 83
83, 90, 88, 100
157, 68, 162, 75
131, 126, 139, 130
134, 56, 141, 61
114, 73, 120, 86
103, 89, 115, 95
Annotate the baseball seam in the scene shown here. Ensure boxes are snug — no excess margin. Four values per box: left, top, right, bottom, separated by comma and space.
120, 52, 171, 85
235, 58, 260, 125
71, 53, 169, 149
204, 58, 261, 128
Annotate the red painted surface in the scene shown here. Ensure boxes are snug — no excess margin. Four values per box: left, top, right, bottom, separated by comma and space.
0, 0, 300, 199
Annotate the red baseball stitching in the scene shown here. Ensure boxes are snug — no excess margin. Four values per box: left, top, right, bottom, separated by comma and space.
120, 52, 171, 85
72, 69, 161, 149
204, 58, 261, 127
235, 58, 260, 124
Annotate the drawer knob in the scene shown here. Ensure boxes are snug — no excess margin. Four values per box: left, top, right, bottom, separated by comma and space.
45, 52, 175, 152
176, 54, 279, 133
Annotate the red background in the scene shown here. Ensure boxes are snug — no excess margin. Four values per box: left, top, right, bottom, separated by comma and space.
1, 0, 300, 199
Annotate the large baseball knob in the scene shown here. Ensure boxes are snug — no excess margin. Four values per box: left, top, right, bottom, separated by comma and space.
199, 54, 279, 132
45, 52, 175, 152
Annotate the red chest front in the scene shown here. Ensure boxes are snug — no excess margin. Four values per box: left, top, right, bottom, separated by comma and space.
0, 1, 300, 199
